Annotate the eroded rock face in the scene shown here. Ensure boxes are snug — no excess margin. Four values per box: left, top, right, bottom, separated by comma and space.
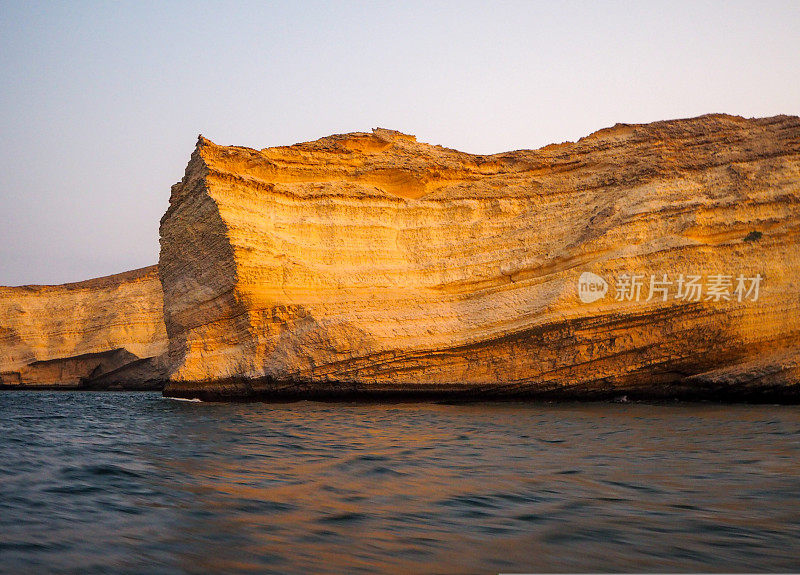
158, 114, 799, 400
0, 266, 168, 389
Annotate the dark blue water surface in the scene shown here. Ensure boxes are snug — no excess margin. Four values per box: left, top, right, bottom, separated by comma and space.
1, 392, 799, 574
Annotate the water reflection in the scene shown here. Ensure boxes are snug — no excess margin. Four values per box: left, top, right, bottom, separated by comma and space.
1, 394, 799, 573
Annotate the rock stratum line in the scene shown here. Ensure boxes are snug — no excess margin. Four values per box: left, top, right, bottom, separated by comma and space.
157, 115, 800, 401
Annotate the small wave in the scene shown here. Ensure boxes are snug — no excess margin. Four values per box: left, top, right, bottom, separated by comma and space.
162, 396, 203, 402
319, 511, 367, 524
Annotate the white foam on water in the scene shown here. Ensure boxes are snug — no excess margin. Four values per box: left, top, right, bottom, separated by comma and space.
162, 396, 203, 403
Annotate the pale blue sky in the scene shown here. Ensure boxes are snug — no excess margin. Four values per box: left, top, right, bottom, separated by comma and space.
1, 0, 798, 285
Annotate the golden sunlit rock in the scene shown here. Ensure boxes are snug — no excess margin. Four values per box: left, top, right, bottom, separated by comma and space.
159, 114, 800, 400
0, 266, 167, 388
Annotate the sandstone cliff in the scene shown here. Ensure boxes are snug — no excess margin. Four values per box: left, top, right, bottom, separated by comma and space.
153, 115, 798, 400
0, 266, 168, 389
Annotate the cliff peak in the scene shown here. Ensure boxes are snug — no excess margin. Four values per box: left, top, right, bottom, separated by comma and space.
371, 127, 417, 142
196, 134, 216, 148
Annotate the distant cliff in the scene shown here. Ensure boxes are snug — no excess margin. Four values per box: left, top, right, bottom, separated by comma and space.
0, 266, 168, 389
158, 114, 800, 401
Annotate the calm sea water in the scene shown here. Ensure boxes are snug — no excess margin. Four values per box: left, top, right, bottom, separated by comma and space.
1, 392, 799, 574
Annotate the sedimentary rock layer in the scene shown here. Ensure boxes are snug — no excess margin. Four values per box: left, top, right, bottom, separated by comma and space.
159, 115, 800, 400
0, 266, 168, 389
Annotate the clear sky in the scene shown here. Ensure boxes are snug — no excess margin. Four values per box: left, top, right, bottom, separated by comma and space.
1, 0, 798, 285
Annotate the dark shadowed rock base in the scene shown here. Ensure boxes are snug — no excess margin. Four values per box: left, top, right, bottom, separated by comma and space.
0, 349, 167, 391
163, 374, 800, 404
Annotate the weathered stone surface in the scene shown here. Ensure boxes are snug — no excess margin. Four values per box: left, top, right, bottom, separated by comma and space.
0, 266, 168, 389
160, 115, 800, 401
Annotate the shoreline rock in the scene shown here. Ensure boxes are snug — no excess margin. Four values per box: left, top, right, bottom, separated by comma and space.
2, 115, 797, 400
159, 114, 800, 401
0, 266, 168, 390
